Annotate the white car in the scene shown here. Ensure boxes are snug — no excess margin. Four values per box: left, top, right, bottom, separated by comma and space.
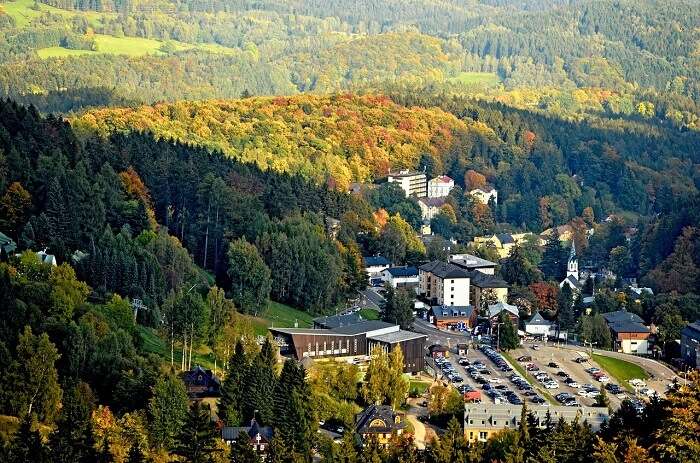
567, 381, 580, 388
488, 378, 503, 383
544, 382, 559, 389
597, 376, 610, 383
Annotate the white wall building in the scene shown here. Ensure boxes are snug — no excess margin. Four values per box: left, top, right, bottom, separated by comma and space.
418, 261, 471, 306
387, 169, 427, 198
364, 256, 390, 283
428, 175, 455, 198
469, 188, 498, 205
524, 312, 553, 337
417, 197, 446, 221
382, 266, 419, 289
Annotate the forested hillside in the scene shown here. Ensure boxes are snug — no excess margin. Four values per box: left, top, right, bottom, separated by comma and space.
71, 93, 700, 231
0, 0, 698, 129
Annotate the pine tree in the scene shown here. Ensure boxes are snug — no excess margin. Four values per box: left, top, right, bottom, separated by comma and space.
148, 371, 189, 450
242, 338, 277, 424
229, 434, 261, 463
45, 177, 69, 258
96, 438, 114, 463
125, 444, 146, 463
541, 231, 565, 280
9, 415, 49, 463
174, 401, 220, 463
497, 312, 519, 351
49, 382, 97, 463
265, 434, 290, 463
219, 340, 248, 426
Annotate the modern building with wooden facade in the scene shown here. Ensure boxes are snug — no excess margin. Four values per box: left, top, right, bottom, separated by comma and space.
270, 320, 427, 373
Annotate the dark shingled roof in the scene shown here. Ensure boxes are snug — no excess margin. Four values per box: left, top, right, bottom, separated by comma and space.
314, 312, 364, 329
364, 255, 390, 267
527, 312, 552, 326
386, 266, 418, 278
431, 305, 475, 321
419, 260, 470, 279
609, 322, 650, 334
681, 322, 700, 339
355, 405, 405, 434
468, 270, 508, 288
496, 233, 515, 245
222, 420, 273, 443
602, 310, 644, 325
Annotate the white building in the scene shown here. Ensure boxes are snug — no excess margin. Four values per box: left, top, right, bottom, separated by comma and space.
364, 256, 390, 284
469, 188, 498, 205
386, 169, 427, 198
417, 197, 446, 221
525, 312, 553, 337
559, 242, 582, 292
428, 175, 454, 198
418, 261, 471, 306
382, 266, 419, 289
37, 249, 57, 266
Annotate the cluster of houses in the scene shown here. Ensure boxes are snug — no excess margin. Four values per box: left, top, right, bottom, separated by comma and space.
381, 169, 498, 223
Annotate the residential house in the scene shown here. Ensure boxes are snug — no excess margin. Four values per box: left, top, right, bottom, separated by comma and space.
473, 233, 534, 259
382, 266, 419, 289
559, 242, 582, 292
419, 261, 471, 306
449, 253, 498, 275
417, 197, 446, 221
386, 169, 427, 198
540, 224, 574, 244
468, 270, 509, 311
183, 365, 221, 398
270, 319, 426, 373
37, 249, 57, 266
525, 312, 553, 337
0, 232, 17, 259
488, 302, 519, 333
427, 175, 455, 198
602, 310, 651, 354
429, 305, 477, 330
222, 419, 273, 455
680, 321, 700, 369
469, 188, 498, 205
464, 404, 609, 443
364, 255, 391, 284
355, 405, 405, 448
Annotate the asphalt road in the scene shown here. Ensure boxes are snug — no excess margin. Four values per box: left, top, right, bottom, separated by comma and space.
359, 288, 385, 310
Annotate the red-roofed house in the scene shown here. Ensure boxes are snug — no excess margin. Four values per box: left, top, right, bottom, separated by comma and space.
428, 175, 455, 198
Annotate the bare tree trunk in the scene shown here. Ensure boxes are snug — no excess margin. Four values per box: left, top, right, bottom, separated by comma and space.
170, 322, 174, 366
203, 198, 211, 269
188, 322, 194, 370
181, 333, 187, 371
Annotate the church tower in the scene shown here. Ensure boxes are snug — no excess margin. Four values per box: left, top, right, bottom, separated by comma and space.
566, 241, 578, 280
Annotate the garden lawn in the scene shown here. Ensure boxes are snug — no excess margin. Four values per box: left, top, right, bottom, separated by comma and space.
592, 353, 648, 392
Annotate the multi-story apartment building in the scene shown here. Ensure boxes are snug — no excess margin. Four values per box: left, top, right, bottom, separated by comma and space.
418, 260, 471, 307
386, 169, 427, 198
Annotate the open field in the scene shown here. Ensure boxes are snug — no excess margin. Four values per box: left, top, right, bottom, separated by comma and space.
592, 353, 648, 391
447, 71, 501, 87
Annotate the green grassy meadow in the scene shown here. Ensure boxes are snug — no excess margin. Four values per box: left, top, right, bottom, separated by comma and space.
592, 353, 649, 391
447, 71, 501, 87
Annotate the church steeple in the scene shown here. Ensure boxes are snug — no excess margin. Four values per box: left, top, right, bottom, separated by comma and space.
567, 241, 578, 279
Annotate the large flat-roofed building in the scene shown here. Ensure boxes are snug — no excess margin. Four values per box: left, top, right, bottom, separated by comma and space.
464, 404, 609, 443
386, 169, 427, 198
270, 320, 427, 373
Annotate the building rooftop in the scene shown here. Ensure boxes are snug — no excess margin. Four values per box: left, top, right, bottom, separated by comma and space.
386, 266, 419, 278
418, 197, 447, 208
430, 175, 454, 184
314, 312, 364, 329
527, 312, 552, 326
431, 305, 475, 320
364, 255, 390, 267
450, 253, 498, 270
222, 419, 273, 442
355, 405, 405, 434
681, 322, 700, 338
419, 260, 470, 279
332, 320, 398, 335
464, 404, 609, 431
468, 270, 508, 289
488, 301, 519, 319
609, 321, 650, 334
387, 169, 425, 178
496, 233, 515, 245
368, 330, 427, 344
602, 310, 645, 325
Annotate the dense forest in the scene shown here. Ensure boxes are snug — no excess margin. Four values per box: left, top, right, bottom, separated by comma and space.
0, 0, 698, 130
1, 97, 699, 462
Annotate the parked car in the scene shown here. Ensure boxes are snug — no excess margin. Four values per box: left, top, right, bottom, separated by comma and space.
531, 396, 546, 404
548, 362, 559, 368
557, 371, 569, 378
518, 355, 532, 362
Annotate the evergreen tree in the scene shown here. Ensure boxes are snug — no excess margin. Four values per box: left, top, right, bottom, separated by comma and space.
174, 401, 219, 463
219, 340, 248, 426
497, 312, 519, 351
501, 245, 541, 286
227, 238, 271, 315
9, 414, 49, 463
595, 387, 610, 409
382, 284, 415, 330
229, 434, 261, 463
557, 283, 575, 331
242, 338, 277, 424
125, 444, 146, 463
541, 231, 566, 279
49, 382, 97, 463
265, 434, 290, 463
148, 371, 189, 450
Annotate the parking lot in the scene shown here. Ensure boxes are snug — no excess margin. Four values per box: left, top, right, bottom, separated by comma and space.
431, 343, 552, 407
509, 343, 642, 409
